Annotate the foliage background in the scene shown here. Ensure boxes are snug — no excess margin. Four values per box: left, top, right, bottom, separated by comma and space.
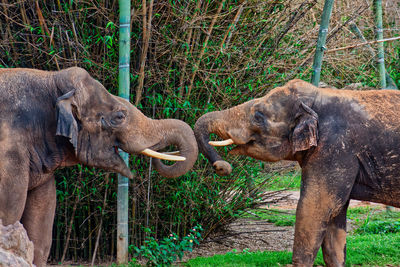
0, 0, 400, 264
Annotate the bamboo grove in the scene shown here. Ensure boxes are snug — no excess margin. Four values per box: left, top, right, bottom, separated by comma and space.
1, 0, 400, 263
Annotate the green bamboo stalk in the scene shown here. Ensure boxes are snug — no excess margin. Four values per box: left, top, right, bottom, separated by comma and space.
374, 0, 394, 210
311, 0, 335, 86
117, 0, 131, 264
374, 0, 387, 89
349, 22, 397, 89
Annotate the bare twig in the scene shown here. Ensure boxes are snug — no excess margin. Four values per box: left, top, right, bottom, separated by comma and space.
35, 1, 60, 70
179, 0, 203, 99
219, 1, 246, 52
186, 0, 226, 99
135, 0, 154, 106
326, 36, 400, 53
61, 181, 81, 263
91, 175, 109, 266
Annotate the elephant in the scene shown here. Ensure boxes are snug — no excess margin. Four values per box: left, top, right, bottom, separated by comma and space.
194, 79, 400, 266
0, 67, 198, 266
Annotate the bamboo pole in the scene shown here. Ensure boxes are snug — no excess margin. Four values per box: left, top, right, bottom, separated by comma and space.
373, 0, 386, 89
374, 0, 395, 210
311, 0, 335, 86
348, 22, 397, 89
348, 22, 375, 54
117, 0, 131, 264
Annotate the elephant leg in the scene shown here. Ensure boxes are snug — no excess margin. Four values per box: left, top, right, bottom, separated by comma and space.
21, 175, 56, 267
0, 179, 28, 225
0, 144, 29, 225
321, 201, 349, 267
292, 182, 352, 266
292, 152, 357, 267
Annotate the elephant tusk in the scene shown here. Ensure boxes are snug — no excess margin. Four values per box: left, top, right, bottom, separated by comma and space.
208, 139, 234, 147
163, 151, 180, 155
140, 148, 186, 161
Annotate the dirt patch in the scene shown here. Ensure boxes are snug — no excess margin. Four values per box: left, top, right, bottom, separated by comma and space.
266, 191, 388, 210
182, 218, 294, 261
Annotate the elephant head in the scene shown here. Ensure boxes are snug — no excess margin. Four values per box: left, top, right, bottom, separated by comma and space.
55, 67, 198, 178
194, 79, 318, 175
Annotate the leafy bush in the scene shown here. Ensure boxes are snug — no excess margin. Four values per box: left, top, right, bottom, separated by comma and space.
2, 0, 400, 263
130, 225, 202, 266
349, 207, 400, 235
356, 220, 400, 234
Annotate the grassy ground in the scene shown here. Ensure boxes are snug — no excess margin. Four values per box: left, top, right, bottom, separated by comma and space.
185, 206, 400, 266
241, 209, 296, 227
124, 171, 400, 267
259, 171, 301, 191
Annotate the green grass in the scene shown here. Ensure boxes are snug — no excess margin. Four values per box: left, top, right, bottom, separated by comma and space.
352, 208, 400, 235
345, 233, 400, 266
185, 234, 400, 266
185, 251, 292, 267
261, 171, 301, 191
184, 207, 400, 266
242, 209, 296, 226
347, 206, 400, 234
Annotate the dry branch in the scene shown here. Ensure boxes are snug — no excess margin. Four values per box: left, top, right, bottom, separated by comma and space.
91, 175, 109, 266
326, 36, 400, 53
61, 181, 81, 263
186, 0, 226, 99
179, 0, 203, 99
135, 0, 154, 106
219, 1, 246, 52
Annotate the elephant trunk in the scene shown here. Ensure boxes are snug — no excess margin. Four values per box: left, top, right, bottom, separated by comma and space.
151, 119, 198, 178
194, 110, 233, 176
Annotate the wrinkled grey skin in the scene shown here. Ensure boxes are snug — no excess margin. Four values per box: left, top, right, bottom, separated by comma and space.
0, 67, 198, 266
195, 79, 400, 266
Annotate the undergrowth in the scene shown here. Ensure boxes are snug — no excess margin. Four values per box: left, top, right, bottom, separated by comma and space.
186, 207, 400, 266
1, 0, 399, 263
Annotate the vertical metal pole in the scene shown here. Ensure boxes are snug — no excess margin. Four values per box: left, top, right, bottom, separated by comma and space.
374, 0, 387, 89
311, 0, 335, 86
117, 0, 131, 264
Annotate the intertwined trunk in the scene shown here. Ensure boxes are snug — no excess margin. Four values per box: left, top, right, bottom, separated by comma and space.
152, 119, 198, 178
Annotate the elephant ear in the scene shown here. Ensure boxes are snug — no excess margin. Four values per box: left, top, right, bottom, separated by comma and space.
56, 90, 79, 152
292, 102, 318, 154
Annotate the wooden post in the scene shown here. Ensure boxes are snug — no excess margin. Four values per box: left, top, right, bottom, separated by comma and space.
117, 0, 131, 264
373, 0, 387, 89
311, 0, 335, 86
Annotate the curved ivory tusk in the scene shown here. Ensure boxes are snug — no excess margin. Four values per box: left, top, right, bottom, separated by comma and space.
163, 151, 180, 155
141, 148, 186, 161
208, 139, 234, 147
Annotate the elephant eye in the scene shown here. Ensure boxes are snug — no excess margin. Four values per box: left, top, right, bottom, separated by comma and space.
110, 111, 126, 126
254, 111, 265, 125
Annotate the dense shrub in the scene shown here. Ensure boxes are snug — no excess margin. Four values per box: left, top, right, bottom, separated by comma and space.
1, 0, 399, 263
